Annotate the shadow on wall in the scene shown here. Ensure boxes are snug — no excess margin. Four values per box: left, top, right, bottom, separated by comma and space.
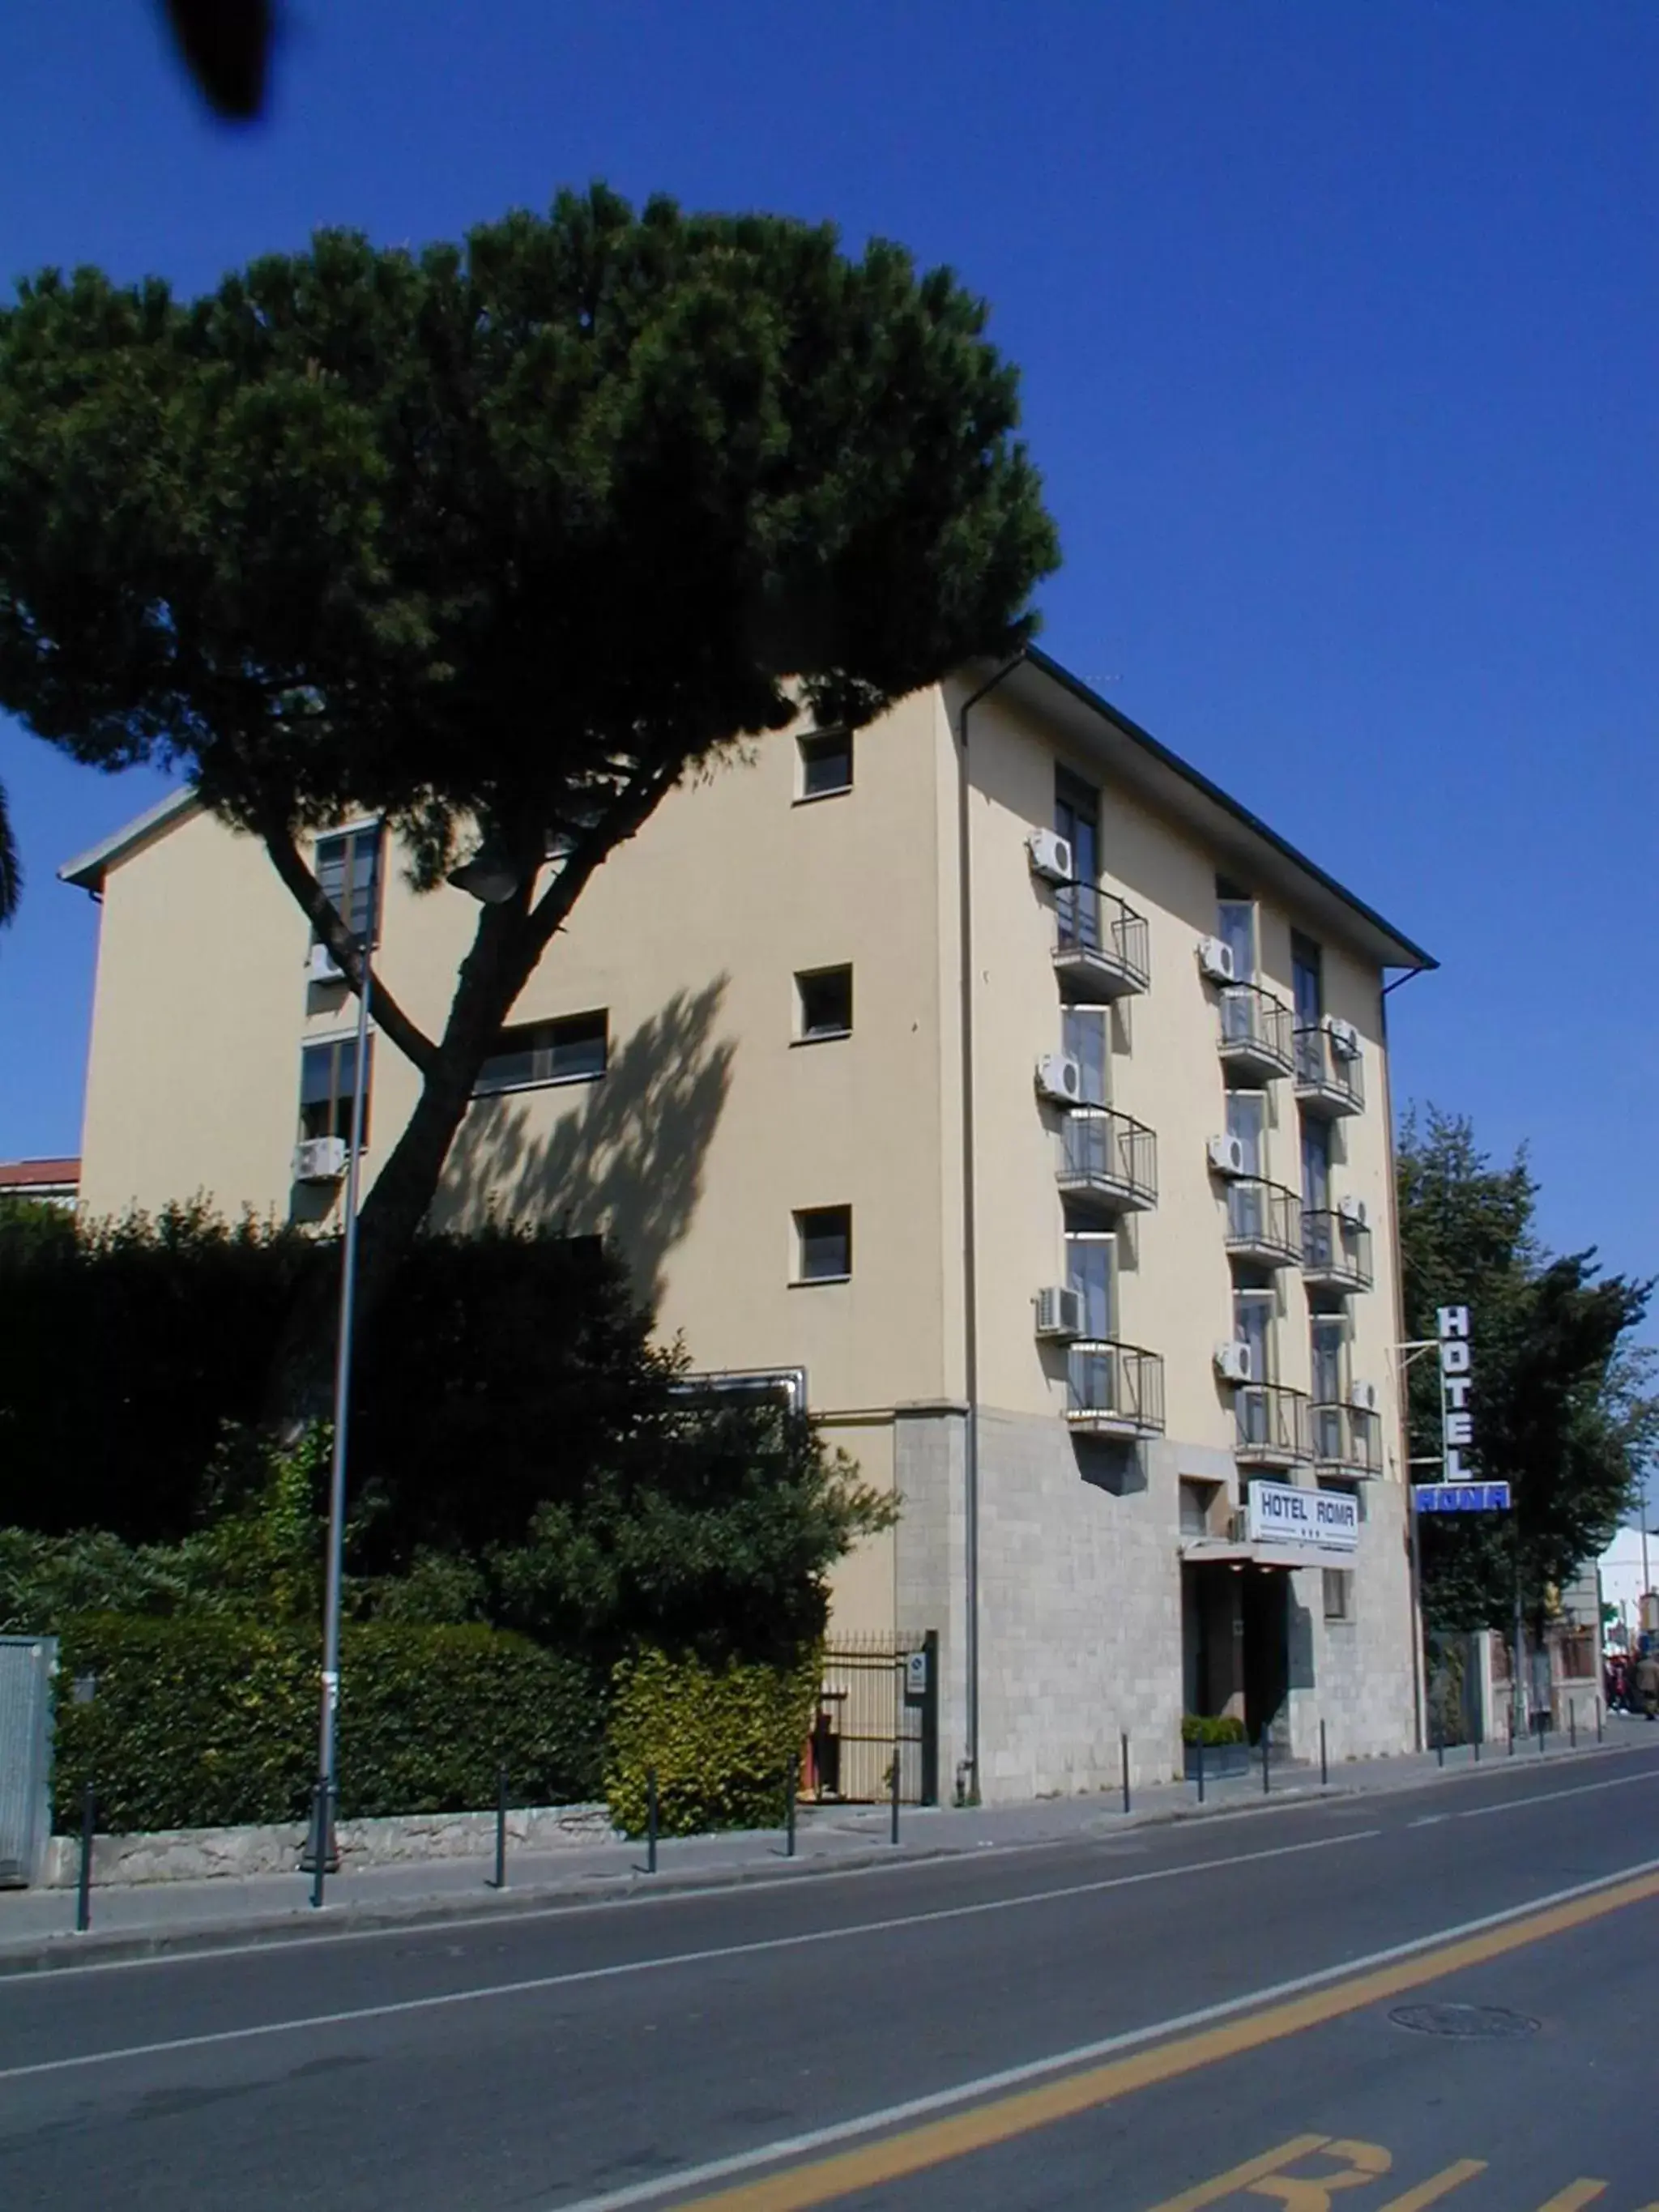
436, 979, 736, 1306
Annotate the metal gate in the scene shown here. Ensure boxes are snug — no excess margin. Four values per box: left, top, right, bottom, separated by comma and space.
810, 1630, 938, 1807
0, 1636, 55, 1888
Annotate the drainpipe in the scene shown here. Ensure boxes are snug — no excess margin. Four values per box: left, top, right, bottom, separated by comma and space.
954, 652, 1026, 1807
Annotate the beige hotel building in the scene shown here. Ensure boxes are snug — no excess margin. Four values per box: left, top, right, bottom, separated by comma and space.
63, 649, 1433, 1802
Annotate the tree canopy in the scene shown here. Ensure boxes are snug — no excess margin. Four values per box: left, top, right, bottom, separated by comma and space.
0, 782, 16, 927
1398, 1106, 1656, 1632
0, 188, 1059, 1378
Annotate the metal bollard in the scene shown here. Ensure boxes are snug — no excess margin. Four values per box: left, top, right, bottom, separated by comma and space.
889, 1750, 901, 1846
1320, 1719, 1328, 1789
1597, 1698, 1604, 1744
785, 1758, 797, 1859
493, 1765, 508, 1890
1508, 1708, 1516, 1758
1121, 1732, 1131, 1816
1435, 1726, 1444, 1769
646, 1765, 659, 1874
75, 1783, 96, 1935
1261, 1730, 1270, 1796
1196, 1733, 1205, 1805
1570, 1699, 1576, 1750
309, 1777, 330, 1910
1537, 1708, 1546, 1756
1473, 1724, 1481, 1764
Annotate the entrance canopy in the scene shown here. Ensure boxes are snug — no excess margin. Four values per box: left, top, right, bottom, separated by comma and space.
1181, 1537, 1350, 1571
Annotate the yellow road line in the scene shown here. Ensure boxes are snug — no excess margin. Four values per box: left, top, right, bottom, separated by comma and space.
1141, 2135, 1331, 2210
1375, 2161, 1488, 2208
1533, 2189, 1607, 2210
673, 1865, 1659, 2211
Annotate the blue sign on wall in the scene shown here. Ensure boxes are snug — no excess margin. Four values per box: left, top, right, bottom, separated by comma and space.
1414, 1482, 1511, 1513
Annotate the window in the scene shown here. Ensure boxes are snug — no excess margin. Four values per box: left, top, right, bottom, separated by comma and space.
1062, 1006, 1110, 1106
1301, 1117, 1331, 1210
1311, 1314, 1346, 1407
1066, 1230, 1115, 1340
1056, 769, 1100, 948
798, 729, 852, 799
1226, 1090, 1266, 1177
1215, 878, 1256, 986
795, 966, 853, 1040
314, 825, 383, 948
300, 1034, 371, 1144
1323, 1568, 1354, 1623
1292, 931, 1324, 1029
1233, 1290, 1273, 1378
795, 1205, 852, 1282
475, 1012, 608, 1096
1179, 1479, 1218, 1539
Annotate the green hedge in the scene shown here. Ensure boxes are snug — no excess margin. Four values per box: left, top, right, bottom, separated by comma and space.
51, 1616, 604, 1833
604, 1646, 820, 1838
1181, 1713, 1247, 1747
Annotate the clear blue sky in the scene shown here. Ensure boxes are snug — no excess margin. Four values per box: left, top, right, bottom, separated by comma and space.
0, 2, 1653, 1334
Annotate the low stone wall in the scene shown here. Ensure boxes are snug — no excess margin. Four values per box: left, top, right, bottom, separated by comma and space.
41, 1802, 619, 1888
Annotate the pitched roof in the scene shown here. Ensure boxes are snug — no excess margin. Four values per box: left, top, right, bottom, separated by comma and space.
0, 1157, 80, 1190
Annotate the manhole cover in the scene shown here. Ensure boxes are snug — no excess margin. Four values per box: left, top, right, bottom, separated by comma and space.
1389, 2003, 1539, 2040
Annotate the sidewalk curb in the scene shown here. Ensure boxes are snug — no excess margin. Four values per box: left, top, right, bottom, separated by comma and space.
0, 1737, 1635, 1979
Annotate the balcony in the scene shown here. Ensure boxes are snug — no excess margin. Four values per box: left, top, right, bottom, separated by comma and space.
1234, 1381, 1312, 1469
1056, 1108, 1158, 1217
1311, 1401, 1384, 1479
1224, 1178, 1303, 1269
1067, 1340, 1166, 1439
1294, 1025, 1364, 1119
1053, 883, 1151, 1001
1217, 982, 1295, 1081
1301, 1209, 1374, 1294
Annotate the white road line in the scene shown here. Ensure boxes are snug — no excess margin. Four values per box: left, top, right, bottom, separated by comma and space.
546, 1852, 1659, 2212
0, 1830, 1379, 2084
11, 1745, 1657, 1985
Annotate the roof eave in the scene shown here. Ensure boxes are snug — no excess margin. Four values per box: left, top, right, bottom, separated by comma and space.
976, 650, 1436, 975
58, 787, 201, 893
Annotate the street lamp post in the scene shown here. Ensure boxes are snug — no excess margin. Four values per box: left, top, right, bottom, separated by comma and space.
305, 951, 372, 1907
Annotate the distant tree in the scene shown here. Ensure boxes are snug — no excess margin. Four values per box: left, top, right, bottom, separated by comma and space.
162, 0, 274, 120
0, 780, 17, 925
0, 187, 1059, 1404
1398, 1106, 1656, 1634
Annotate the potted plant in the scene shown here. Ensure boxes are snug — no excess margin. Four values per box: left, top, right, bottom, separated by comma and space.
1183, 1713, 1252, 1780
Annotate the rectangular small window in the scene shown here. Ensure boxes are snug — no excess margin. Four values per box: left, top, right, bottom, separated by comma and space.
314, 825, 383, 948
795, 1205, 852, 1282
300, 1034, 371, 1144
798, 729, 852, 799
475, 1012, 608, 1097
1179, 1480, 1218, 1539
1292, 931, 1324, 1029
1323, 1568, 1354, 1623
795, 965, 853, 1040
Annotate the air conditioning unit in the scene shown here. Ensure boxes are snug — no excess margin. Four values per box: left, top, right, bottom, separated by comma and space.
1350, 1380, 1380, 1414
1035, 1285, 1086, 1340
1196, 936, 1236, 984
1337, 1195, 1369, 1227
1207, 1133, 1247, 1178
308, 941, 343, 983
292, 1136, 348, 1184
1213, 1340, 1255, 1385
1327, 1018, 1362, 1061
1027, 829, 1074, 884
1034, 1052, 1085, 1106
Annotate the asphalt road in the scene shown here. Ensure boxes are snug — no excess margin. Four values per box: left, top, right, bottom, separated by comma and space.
3, 1743, 1658, 2212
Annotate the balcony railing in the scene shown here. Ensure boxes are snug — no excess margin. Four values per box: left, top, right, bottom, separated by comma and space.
1302, 1209, 1375, 1293
1217, 982, 1295, 1080
1311, 1401, 1384, 1478
1234, 1382, 1312, 1468
1294, 1025, 1365, 1118
1054, 882, 1151, 1000
1067, 1340, 1166, 1438
1224, 1178, 1303, 1268
1057, 1108, 1158, 1216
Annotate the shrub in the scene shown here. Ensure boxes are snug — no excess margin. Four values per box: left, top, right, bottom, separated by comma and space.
1181, 1713, 1247, 1748
50, 1616, 604, 1833
604, 1646, 821, 1837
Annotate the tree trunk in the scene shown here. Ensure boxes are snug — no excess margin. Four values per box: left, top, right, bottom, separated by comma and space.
267, 912, 535, 1426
